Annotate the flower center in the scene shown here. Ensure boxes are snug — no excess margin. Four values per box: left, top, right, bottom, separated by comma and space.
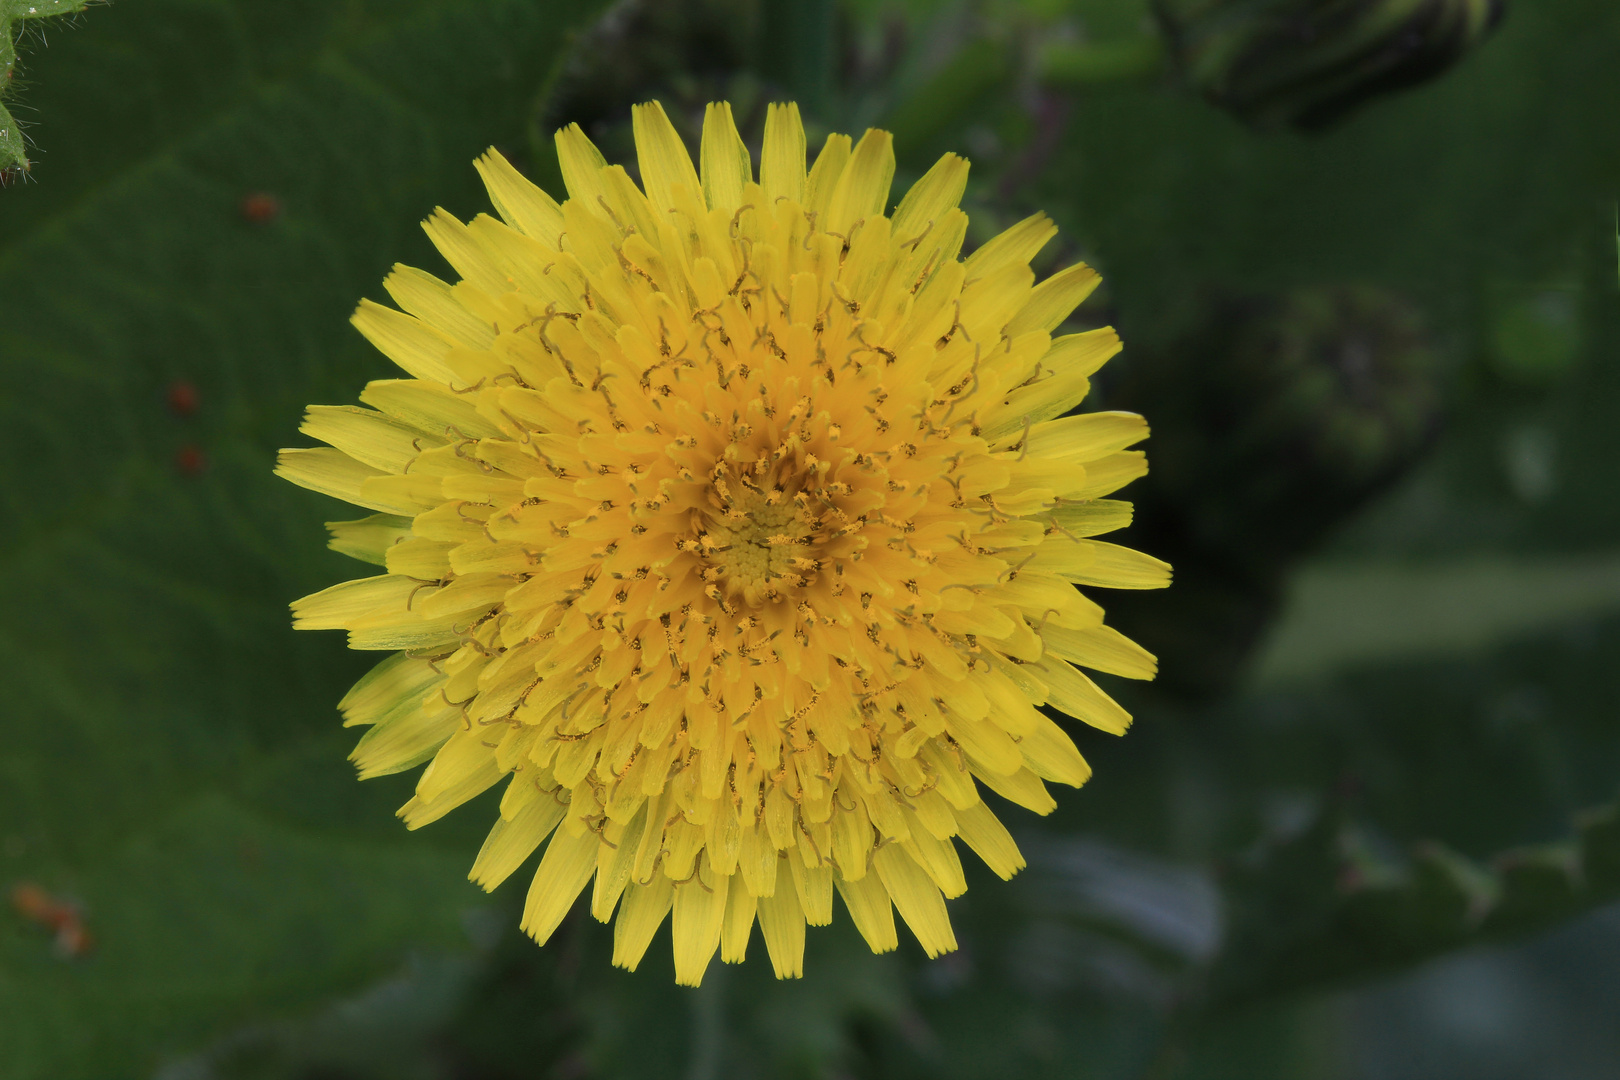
707, 486, 813, 597
682, 440, 864, 610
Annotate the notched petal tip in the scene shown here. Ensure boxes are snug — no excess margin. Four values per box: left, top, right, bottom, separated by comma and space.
631, 99, 702, 214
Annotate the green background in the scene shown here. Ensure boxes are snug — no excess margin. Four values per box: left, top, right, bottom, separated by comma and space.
3, 1, 1619, 1077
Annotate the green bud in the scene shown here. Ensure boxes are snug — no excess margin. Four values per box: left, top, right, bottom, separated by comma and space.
1176, 285, 1443, 537
1099, 285, 1444, 699
1155, 0, 1505, 129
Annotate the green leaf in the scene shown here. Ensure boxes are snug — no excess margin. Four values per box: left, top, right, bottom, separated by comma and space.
0, 0, 92, 173
1210, 789, 1620, 1009
0, 0, 605, 1075
1250, 553, 1620, 688
2, 793, 476, 1076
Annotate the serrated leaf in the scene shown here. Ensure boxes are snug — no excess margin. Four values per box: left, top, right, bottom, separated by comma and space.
1210, 790, 1620, 1009
0, 0, 91, 173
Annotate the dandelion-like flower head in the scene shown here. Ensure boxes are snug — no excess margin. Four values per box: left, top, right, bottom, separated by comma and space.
280, 102, 1169, 984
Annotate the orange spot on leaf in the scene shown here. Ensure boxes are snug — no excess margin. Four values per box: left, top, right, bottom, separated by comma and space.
240, 192, 281, 224
167, 379, 199, 417
176, 445, 207, 475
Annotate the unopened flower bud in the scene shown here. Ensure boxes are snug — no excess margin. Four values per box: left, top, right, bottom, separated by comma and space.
1156, 0, 1505, 129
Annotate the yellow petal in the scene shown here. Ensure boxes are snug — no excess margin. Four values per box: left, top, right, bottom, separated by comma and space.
873, 845, 956, 958
631, 100, 702, 215
975, 766, 1057, 815
830, 798, 872, 880
788, 851, 834, 925
554, 122, 610, 207
398, 740, 504, 829
1019, 714, 1094, 787
700, 101, 752, 212
349, 300, 460, 384
1065, 451, 1145, 499
421, 208, 509, 297
350, 702, 457, 780
1005, 262, 1101, 336
671, 864, 727, 986
834, 871, 899, 953
412, 573, 514, 620
586, 804, 644, 917
463, 217, 574, 310
720, 872, 757, 963
300, 405, 430, 473
739, 820, 779, 897
1041, 622, 1158, 679
471, 781, 567, 890
613, 875, 675, 971
759, 101, 806, 206
946, 712, 1023, 776
291, 574, 412, 631
891, 152, 969, 244
382, 264, 495, 349
803, 132, 852, 220
920, 741, 979, 810
899, 815, 968, 898
1060, 539, 1173, 590
825, 128, 895, 234
952, 801, 1026, 880
756, 864, 807, 979
416, 725, 498, 803
344, 613, 463, 653
1027, 410, 1149, 461
1045, 325, 1124, 378
521, 827, 599, 944
959, 261, 1035, 336
1045, 499, 1135, 539
358, 379, 500, 439
474, 147, 565, 247
1030, 654, 1132, 735
598, 167, 665, 248
326, 514, 411, 566
964, 212, 1058, 281
978, 328, 1123, 442
338, 652, 442, 726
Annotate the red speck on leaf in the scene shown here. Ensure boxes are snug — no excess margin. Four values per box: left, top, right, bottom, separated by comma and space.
176, 445, 207, 474
10, 882, 93, 957
55, 921, 94, 958
10, 882, 53, 922
240, 192, 281, 224
167, 380, 199, 417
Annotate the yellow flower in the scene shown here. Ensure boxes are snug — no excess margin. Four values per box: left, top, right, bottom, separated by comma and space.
279, 101, 1169, 986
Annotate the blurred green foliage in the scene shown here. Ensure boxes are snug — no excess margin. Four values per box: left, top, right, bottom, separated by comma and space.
3, 0, 1620, 1078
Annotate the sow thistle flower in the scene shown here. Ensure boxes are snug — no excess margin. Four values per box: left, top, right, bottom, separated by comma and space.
279, 101, 1168, 985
